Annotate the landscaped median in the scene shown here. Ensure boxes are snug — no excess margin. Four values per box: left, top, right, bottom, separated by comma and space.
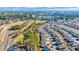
7, 20, 47, 51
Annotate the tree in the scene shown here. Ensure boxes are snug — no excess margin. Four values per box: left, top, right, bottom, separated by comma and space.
17, 34, 24, 45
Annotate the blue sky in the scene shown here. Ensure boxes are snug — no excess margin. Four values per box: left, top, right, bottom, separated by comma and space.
0, 0, 78, 7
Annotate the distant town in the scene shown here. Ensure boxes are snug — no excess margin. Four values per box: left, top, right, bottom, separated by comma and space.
0, 7, 79, 51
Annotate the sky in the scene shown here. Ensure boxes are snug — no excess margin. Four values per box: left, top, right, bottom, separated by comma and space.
0, 0, 78, 7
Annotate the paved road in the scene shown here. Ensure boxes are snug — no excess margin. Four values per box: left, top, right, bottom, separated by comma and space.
0, 21, 26, 51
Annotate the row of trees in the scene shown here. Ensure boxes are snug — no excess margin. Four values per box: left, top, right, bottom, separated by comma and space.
0, 12, 39, 20
23, 22, 40, 51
